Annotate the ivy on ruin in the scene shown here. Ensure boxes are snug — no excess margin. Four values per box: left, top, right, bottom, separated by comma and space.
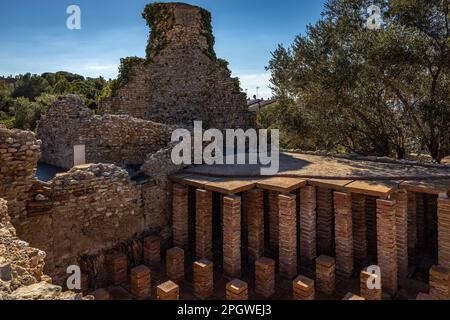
110, 56, 145, 96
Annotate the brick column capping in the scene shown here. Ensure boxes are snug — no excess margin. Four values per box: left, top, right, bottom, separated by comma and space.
376, 199, 398, 296
107, 253, 127, 286
243, 189, 264, 263
300, 186, 316, 267
317, 187, 334, 255
437, 195, 450, 269
343, 293, 365, 300
278, 193, 297, 279
173, 184, 189, 249
166, 247, 184, 282
223, 195, 241, 279
157, 281, 180, 300
334, 192, 354, 278
315, 255, 335, 295
393, 190, 408, 283
293, 275, 315, 300
407, 192, 417, 264
130, 265, 151, 300
196, 189, 213, 260
193, 259, 214, 300
360, 268, 382, 300
226, 279, 249, 300
255, 257, 275, 298
429, 265, 450, 300
143, 235, 160, 268
91, 288, 111, 300
268, 191, 279, 254
352, 193, 367, 267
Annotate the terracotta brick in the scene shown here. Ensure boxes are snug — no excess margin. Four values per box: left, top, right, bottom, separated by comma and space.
360, 268, 382, 300
223, 195, 241, 279
278, 193, 297, 279
143, 236, 160, 268
172, 184, 189, 249
299, 186, 316, 267
438, 196, 450, 269
334, 192, 354, 278
293, 275, 315, 300
365, 196, 378, 258
196, 189, 212, 260
407, 192, 417, 264
107, 253, 127, 286
317, 187, 334, 256
343, 293, 365, 300
226, 279, 248, 300
130, 265, 151, 300
376, 199, 398, 296
193, 259, 214, 299
157, 281, 179, 300
393, 190, 408, 282
166, 247, 184, 282
243, 189, 264, 263
352, 193, 367, 268
268, 191, 279, 254
316, 255, 335, 296
255, 257, 275, 298
429, 265, 450, 300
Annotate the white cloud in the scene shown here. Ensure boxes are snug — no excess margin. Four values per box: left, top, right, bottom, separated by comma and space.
234, 72, 273, 99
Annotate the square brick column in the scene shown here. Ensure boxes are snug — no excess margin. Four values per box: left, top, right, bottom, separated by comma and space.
300, 186, 317, 267
193, 259, 214, 299
157, 281, 180, 300
416, 193, 425, 256
243, 189, 264, 264
226, 279, 249, 300
352, 193, 367, 268
107, 253, 127, 286
393, 190, 408, 282
268, 191, 279, 254
223, 195, 241, 279
438, 196, 450, 269
172, 184, 189, 249
130, 265, 151, 300
255, 257, 275, 298
334, 192, 354, 278
376, 199, 398, 296
407, 192, 417, 264
315, 255, 335, 296
365, 196, 378, 258
143, 236, 160, 268
278, 193, 297, 279
317, 187, 334, 256
429, 265, 450, 300
166, 247, 184, 282
293, 275, 315, 300
360, 268, 382, 300
196, 189, 213, 260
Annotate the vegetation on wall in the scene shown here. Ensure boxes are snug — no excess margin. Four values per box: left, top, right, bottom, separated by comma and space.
110, 57, 146, 95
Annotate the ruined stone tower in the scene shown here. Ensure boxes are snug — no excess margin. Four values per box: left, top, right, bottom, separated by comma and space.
100, 2, 254, 129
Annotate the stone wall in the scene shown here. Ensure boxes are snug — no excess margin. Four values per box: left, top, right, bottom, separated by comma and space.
37, 95, 173, 169
0, 125, 41, 222
100, 3, 255, 130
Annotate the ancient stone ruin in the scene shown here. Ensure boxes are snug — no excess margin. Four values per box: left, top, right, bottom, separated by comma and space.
1, 2, 450, 301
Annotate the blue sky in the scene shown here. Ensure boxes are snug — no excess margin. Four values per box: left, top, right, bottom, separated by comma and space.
0, 0, 326, 99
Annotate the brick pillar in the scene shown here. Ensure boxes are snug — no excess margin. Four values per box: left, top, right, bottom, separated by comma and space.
223, 195, 241, 278
334, 192, 354, 278
143, 236, 160, 268
226, 279, 248, 300
438, 196, 450, 269
416, 193, 425, 257
317, 187, 334, 255
376, 199, 398, 296
196, 189, 212, 260
407, 192, 417, 264
107, 253, 127, 286
300, 186, 317, 267
157, 281, 180, 300
393, 190, 408, 283
365, 196, 378, 258
429, 265, 450, 300
193, 259, 214, 299
255, 257, 275, 298
352, 193, 367, 268
130, 265, 151, 300
173, 184, 189, 249
360, 268, 382, 300
278, 193, 297, 279
315, 255, 335, 295
166, 247, 184, 282
293, 275, 315, 300
268, 191, 279, 254
243, 189, 264, 263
